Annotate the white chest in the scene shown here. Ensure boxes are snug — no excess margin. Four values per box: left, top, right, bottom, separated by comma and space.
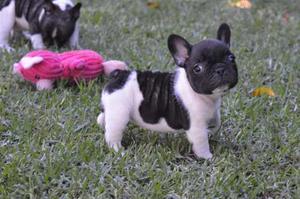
174, 68, 221, 127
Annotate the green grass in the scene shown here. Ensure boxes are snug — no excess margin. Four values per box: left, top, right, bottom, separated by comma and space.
0, 0, 299, 198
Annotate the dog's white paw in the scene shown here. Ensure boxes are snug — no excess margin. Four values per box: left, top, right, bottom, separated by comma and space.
30, 34, 45, 49
32, 42, 45, 50
193, 145, 213, 159
199, 151, 213, 159
108, 141, 125, 157
97, 113, 105, 126
109, 142, 122, 152
0, 44, 14, 52
36, 79, 54, 90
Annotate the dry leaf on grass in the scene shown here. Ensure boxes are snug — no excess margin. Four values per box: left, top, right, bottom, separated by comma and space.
229, 0, 252, 9
252, 86, 276, 97
282, 11, 289, 24
147, 2, 160, 9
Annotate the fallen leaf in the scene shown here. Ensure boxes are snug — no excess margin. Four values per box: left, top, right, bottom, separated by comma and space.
282, 11, 289, 24
252, 86, 276, 97
147, 1, 160, 9
229, 0, 252, 9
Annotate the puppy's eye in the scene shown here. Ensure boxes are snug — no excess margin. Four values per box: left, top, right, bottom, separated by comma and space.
193, 64, 203, 74
228, 54, 235, 62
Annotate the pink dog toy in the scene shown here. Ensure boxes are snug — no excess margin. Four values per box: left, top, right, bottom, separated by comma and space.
13, 50, 127, 90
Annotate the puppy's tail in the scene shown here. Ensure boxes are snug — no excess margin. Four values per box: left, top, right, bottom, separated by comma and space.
102, 60, 128, 76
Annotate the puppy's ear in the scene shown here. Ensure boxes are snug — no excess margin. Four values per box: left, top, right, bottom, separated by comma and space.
43, 0, 56, 14
217, 23, 231, 47
70, 3, 81, 20
168, 34, 192, 67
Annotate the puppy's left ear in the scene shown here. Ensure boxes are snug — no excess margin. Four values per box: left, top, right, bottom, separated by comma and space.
70, 3, 81, 20
168, 34, 192, 67
43, 0, 56, 15
217, 23, 231, 47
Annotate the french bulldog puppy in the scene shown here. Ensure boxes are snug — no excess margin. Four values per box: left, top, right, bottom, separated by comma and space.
97, 23, 238, 159
0, 0, 81, 51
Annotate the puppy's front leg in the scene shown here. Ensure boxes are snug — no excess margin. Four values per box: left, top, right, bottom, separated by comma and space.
186, 126, 212, 159
69, 21, 80, 49
30, 33, 45, 49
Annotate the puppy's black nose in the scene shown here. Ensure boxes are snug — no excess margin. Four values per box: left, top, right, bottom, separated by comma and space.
216, 68, 225, 76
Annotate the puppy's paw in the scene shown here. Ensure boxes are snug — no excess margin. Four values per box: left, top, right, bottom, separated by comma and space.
195, 151, 213, 159
198, 151, 213, 160
32, 42, 45, 50
105, 132, 124, 154
0, 44, 14, 52
193, 145, 213, 160
97, 113, 105, 126
36, 79, 54, 90
111, 147, 126, 159
30, 34, 46, 49
70, 43, 81, 50
108, 141, 123, 152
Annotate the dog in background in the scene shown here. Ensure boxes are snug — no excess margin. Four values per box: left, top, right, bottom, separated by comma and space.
97, 23, 238, 159
0, 0, 81, 51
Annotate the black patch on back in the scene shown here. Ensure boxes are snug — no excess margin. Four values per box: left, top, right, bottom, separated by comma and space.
15, 0, 42, 19
0, 0, 12, 10
104, 70, 131, 94
137, 71, 190, 130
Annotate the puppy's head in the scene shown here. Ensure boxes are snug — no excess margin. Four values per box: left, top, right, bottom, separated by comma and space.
168, 23, 238, 95
39, 0, 81, 47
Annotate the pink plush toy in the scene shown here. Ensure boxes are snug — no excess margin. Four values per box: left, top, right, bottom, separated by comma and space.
13, 50, 128, 90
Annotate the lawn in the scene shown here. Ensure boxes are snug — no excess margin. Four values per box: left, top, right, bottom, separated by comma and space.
0, 0, 299, 198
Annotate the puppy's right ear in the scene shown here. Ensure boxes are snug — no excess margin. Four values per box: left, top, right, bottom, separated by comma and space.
70, 3, 82, 20
168, 34, 192, 67
43, 0, 56, 15
217, 23, 231, 47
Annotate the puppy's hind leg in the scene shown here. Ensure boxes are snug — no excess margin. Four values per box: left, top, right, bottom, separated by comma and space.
0, 1, 15, 51
104, 110, 130, 152
102, 94, 131, 152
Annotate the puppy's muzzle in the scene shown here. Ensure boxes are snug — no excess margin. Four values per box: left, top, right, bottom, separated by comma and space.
215, 67, 225, 76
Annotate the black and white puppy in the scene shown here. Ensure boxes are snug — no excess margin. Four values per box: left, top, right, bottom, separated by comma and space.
0, 0, 81, 51
97, 23, 238, 159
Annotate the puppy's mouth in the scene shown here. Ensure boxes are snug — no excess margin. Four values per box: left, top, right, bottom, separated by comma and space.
212, 85, 229, 95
